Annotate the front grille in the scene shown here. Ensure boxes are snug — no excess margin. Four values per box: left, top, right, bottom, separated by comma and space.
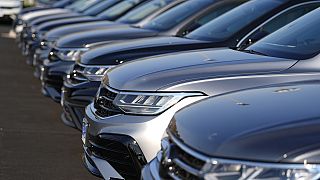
69, 64, 87, 84
160, 135, 206, 180
93, 86, 122, 117
88, 134, 147, 180
40, 39, 51, 50
48, 48, 60, 62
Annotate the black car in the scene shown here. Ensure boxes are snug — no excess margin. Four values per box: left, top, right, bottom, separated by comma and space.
40, 0, 245, 104
142, 80, 320, 179
61, 0, 320, 130
32, 0, 180, 71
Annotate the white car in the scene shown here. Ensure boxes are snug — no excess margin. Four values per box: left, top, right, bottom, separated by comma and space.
0, 0, 22, 19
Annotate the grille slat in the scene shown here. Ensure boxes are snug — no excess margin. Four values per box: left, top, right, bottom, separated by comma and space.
88, 134, 145, 179
173, 158, 199, 176
94, 86, 122, 117
68, 64, 88, 84
88, 140, 128, 155
160, 136, 206, 180
48, 48, 60, 62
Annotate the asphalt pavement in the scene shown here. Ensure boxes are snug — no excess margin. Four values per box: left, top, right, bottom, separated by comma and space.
0, 22, 98, 180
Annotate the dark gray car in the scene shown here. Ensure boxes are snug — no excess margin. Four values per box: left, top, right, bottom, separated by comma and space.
142, 80, 320, 179
83, 8, 320, 180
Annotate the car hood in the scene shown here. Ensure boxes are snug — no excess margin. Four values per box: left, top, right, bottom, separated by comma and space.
103, 49, 297, 91
36, 16, 98, 32
81, 37, 208, 65
22, 9, 70, 21
56, 26, 158, 48
168, 81, 320, 163
44, 21, 124, 41
29, 12, 82, 26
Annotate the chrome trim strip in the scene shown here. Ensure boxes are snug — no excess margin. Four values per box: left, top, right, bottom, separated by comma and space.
168, 73, 320, 90
173, 158, 200, 176
168, 172, 181, 180
77, 63, 114, 69
54, 47, 89, 51
103, 85, 204, 97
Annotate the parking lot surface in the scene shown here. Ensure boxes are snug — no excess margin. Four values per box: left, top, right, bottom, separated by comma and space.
0, 23, 98, 180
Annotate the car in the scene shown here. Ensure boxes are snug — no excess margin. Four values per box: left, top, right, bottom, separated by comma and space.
142, 80, 320, 180
28, 1, 122, 28
0, 0, 22, 19
31, 0, 180, 69
19, 0, 123, 56
82, 7, 320, 179
20, 0, 149, 52
40, 0, 246, 103
15, 0, 101, 44
61, 0, 320, 130
18, 0, 74, 15
15, 0, 99, 33
12, 0, 75, 33
22, 0, 122, 63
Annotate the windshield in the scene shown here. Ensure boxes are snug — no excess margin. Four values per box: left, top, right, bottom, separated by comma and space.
97, 0, 143, 20
141, 0, 213, 31
52, 0, 72, 8
186, 0, 285, 41
117, 0, 173, 24
83, 0, 120, 16
66, 0, 99, 12
248, 8, 320, 60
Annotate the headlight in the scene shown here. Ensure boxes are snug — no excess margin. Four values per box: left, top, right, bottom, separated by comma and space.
82, 66, 112, 81
56, 48, 88, 61
203, 159, 320, 180
113, 91, 204, 115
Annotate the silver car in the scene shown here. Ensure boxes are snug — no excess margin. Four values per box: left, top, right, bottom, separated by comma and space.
83, 7, 320, 180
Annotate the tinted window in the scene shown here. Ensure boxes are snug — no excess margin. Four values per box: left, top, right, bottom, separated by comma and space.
83, 0, 120, 16
98, 0, 143, 20
66, 0, 99, 12
248, 9, 320, 60
142, 0, 213, 31
186, 0, 285, 41
180, 0, 247, 36
240, 2, 320, 47
117, 0, 173, 24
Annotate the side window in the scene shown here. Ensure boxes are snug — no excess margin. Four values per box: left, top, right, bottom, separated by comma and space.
240, 3, 320, 48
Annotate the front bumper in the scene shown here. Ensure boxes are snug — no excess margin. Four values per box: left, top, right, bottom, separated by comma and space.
141, 158, 161, 180
34, 48, 51, 78
83, 146, 124, 179
40, 60, 74, 102
61, 81, 100, 130
26, 40, 41, 65
84, 95, 206, 178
